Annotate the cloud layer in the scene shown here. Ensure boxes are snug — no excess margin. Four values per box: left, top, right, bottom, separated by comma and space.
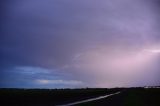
1, 0, 160, 88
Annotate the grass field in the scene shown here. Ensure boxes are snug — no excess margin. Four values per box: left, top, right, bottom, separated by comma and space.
0, 88, 160, 106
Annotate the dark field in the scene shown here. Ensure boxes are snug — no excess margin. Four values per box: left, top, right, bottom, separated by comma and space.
0, 88, 160, 106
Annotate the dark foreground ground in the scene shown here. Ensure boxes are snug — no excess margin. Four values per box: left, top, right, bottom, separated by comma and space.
0, 87, 160, 106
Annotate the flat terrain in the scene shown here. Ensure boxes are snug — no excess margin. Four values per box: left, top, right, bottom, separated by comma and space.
79, 88, 160, 106
0, 88, 160, 106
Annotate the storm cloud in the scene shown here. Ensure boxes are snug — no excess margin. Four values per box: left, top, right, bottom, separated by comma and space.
1, 0, 160, 88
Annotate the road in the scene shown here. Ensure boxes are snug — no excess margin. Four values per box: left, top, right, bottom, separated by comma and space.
56, 91, 121, 106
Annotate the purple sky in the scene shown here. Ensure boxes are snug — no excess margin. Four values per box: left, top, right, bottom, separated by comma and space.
1, 0, 160, 88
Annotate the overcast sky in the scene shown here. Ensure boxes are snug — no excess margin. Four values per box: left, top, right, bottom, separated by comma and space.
1, 0, 160, 88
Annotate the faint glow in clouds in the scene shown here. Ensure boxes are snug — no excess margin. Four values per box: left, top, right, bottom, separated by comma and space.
144, 49, 160, 53
73, 44, 160, 87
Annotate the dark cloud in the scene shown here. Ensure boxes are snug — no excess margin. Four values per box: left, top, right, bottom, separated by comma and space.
1, 0, 160, 88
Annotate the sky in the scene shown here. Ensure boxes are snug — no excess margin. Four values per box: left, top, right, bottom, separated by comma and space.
1, 0, 160, 88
